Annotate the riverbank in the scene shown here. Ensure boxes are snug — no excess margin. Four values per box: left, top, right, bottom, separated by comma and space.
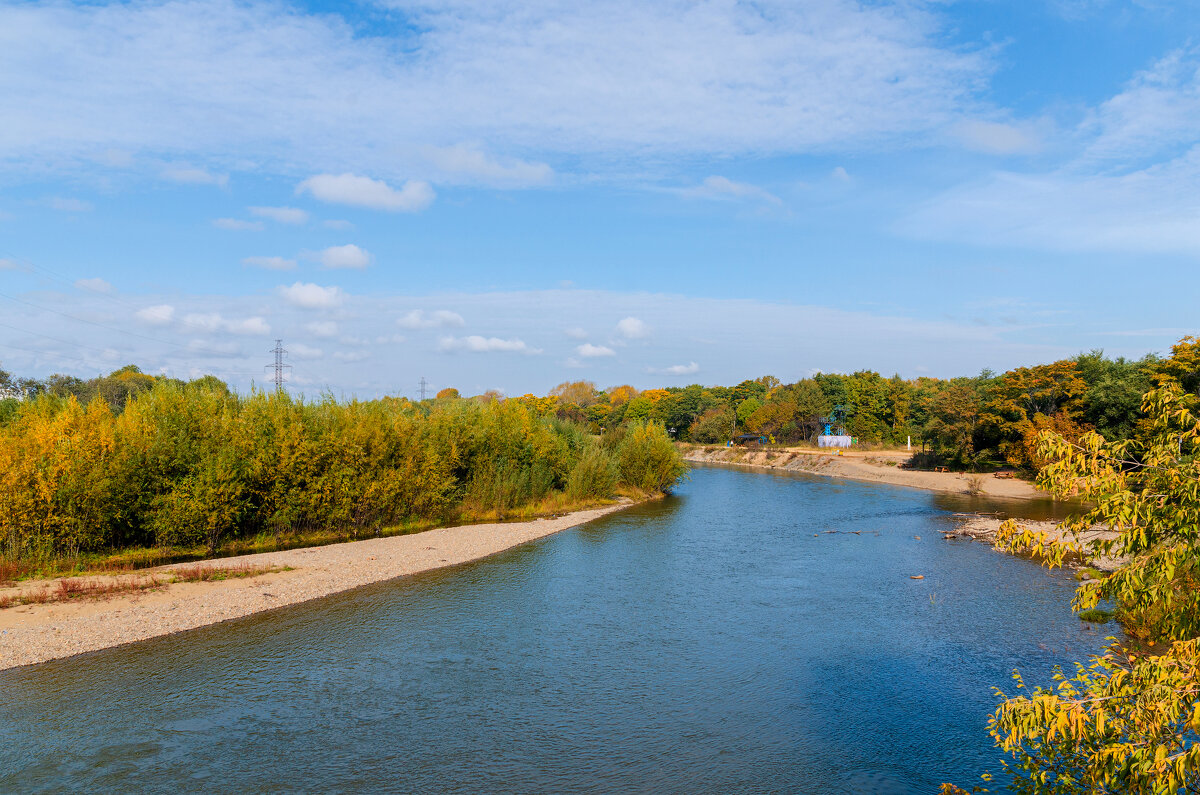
683, 446, 1122, 571
681, 445, 1041, 499
0, 500, 637, 671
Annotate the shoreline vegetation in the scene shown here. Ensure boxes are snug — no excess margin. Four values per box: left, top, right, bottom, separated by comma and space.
0, 381, 687, 580
0, 500, 641, 671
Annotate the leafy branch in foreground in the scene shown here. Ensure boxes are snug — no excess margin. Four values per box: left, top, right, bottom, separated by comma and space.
958, 384, 1200, 793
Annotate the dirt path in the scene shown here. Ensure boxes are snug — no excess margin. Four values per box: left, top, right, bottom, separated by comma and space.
0, 500, 637, 671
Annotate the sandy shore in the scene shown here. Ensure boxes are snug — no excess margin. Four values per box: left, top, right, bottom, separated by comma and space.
950, 516, 1121, 572
682, 445, 1042, 499
0, 501, 636, 672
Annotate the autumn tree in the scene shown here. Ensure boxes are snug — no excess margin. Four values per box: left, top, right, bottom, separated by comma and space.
977, 381, 1200, 792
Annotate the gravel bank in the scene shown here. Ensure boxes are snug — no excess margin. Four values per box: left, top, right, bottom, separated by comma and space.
683, 446, 1042, 499
0, 500, 636, 671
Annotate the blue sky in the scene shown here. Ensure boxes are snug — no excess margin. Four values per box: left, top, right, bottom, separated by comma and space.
1, 0, 1197, 398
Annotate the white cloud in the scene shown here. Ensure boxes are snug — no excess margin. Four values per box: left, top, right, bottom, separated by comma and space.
316, 243, 372, 269
563, 327, 587, 339
616, 316, 650, 339
242, 255, 296, 270
228, 316, 270, 335
183, 312, 270, 335
682, 176, 781, 204
334, 350, 370, 362
162, 166, 228, 187
0, 1, 988, 176
74, 277, 114, 294
831, 166, 852, 182
954, 120, 1040, 155
249, 206, 309, 224
277, 282, 345, 309
322, 219, 353, 230
374, 334, 407, 344
213, 218, 263, 231
48, 197, 92, 212
437, 335, 542, 354
397, 309, 465, 329
186, 339, 242, 357
306, 320, 338, 337
297, 173, 435, 212
423, 144, 553, 186
655, 361, 700, 376
576, 343, 616, 358
290, 343, 324, 359
135, 304, 175, 325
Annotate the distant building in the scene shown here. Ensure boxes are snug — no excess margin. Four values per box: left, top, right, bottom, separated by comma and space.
0, 386, 23, 401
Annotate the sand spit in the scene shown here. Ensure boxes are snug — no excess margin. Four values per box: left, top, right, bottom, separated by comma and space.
682, 445, 1041, 499
0, 501, 636, 671
949, 516, 1122, 572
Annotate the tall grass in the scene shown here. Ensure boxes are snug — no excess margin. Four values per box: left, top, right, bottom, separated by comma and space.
0, 383, 687, 567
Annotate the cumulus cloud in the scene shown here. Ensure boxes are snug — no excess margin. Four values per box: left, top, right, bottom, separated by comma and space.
305, 320, 338, 337
616, 316, 650, 339
186, 339, 242, 357
437, 335, 541, 354
213, 218, 263, 231
290, 343, 324, 359
249, 206, 309, 224
397, 309, 465, 329
135, 304, 175, 325
681, 176, 781, 204
242, 255, 296, 270
162, 166, 228, 187
315, 243, 372, 269
74, 277, 114, 294
277, 282, 345, 309
297, 173, 435, 212
576, 343, 616, 357
423, 144, 553, 186
183, 312, 270, 335
653, 361, 700, 376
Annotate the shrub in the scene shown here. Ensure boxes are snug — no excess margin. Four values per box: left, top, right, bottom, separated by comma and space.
567, 446, 618, 500
617, 422, 689, 493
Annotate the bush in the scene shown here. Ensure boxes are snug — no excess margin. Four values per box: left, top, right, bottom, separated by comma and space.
617, 422, 689, 493
567, 446, 618, 500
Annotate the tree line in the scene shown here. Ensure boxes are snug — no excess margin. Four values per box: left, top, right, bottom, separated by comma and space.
539, 337, 1200, 471
0, 370, 686, 565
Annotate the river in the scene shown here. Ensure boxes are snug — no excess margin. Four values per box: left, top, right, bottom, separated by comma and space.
0, 465, 1112, 793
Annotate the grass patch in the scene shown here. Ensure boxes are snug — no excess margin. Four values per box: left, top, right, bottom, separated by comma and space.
1075, 567, 1107, 581
0, 564, 289, 610
169, 563, 290, 583
1078, 608, 1117, 624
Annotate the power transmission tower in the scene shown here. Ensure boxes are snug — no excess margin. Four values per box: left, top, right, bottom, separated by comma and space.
266, 339, 292, 390
418, 376, 429, 400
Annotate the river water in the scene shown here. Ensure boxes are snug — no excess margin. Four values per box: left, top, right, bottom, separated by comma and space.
0, 465, 1112, 793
